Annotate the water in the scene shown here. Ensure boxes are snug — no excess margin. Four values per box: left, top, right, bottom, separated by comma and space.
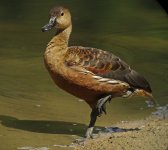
0, 0, 168, 149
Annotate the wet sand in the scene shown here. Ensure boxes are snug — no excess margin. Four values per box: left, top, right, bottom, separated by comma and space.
74, 105, 168, 150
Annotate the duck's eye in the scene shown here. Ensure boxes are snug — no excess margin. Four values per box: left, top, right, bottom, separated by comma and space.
61, 12, 64, 16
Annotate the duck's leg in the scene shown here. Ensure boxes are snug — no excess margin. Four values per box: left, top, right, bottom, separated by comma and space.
85, 95, 112, 138
85, 108, 98, 138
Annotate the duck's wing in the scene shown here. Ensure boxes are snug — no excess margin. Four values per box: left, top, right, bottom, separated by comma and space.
65, 46, 152, 93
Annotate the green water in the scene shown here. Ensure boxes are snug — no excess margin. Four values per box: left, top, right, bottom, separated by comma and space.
0, 0, 168, 149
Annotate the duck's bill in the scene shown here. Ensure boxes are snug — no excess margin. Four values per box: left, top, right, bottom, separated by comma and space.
41, 16, 56, 32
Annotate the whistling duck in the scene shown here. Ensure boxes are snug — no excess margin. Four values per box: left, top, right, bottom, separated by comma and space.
41, 6, 155, 138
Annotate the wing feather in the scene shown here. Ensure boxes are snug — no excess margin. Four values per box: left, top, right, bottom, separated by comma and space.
65, 46, 152, 92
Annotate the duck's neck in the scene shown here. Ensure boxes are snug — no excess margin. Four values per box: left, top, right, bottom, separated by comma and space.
46, 25, 72, 56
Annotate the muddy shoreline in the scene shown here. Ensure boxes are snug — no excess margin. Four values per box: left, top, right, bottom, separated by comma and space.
73, 105, 168, 150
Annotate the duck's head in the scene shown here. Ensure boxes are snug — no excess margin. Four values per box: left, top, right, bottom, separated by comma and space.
41, 6, 71, 32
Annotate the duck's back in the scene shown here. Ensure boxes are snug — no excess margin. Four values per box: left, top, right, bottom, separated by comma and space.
65, 46, 152, 93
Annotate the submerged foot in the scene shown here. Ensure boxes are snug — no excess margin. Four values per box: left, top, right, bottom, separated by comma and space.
73, 137, 86, 145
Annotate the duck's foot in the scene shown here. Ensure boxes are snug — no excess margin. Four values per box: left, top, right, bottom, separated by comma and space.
96, 95, 112, 116
73, 137, 86, 145
74, 131, 97, 145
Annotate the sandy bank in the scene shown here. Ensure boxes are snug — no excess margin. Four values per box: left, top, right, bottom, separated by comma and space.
74, 105, 168, 150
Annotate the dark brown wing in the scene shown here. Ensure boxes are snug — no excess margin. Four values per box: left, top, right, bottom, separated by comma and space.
65, 46, 152, 93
